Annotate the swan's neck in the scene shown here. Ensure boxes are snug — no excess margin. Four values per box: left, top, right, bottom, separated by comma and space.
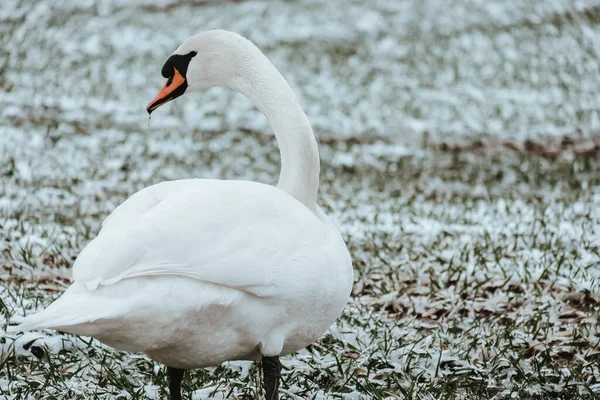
229, 47, 320, 210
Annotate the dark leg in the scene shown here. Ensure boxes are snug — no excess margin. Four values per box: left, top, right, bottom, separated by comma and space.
262, 356, 281, 400
167, 366, 185, 400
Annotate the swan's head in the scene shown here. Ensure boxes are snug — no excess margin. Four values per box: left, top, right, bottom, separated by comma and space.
147, 30, 244, 114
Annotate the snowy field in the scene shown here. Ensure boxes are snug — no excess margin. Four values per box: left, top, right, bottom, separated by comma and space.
2, 0, 600, 399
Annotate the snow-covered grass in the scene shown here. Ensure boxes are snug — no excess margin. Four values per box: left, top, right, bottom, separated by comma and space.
2, 0, 600, 399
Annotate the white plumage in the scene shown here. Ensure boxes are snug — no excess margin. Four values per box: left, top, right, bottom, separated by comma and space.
10, 30, 353, 383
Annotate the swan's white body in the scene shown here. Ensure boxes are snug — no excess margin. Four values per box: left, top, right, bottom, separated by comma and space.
11, 30, 353, 370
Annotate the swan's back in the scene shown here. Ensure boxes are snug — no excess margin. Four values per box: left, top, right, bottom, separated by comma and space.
74, 179, 349, 300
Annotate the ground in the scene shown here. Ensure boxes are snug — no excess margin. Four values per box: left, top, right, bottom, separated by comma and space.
1, 0, 600, 399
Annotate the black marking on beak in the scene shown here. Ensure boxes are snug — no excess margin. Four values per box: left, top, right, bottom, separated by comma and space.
147, 51, 198, 114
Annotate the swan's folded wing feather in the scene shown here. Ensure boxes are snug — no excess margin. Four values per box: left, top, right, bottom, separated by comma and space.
74, 180, 324, 297
100, 180, 200, 233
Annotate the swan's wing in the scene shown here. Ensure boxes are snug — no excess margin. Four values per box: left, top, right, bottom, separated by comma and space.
74, 179, 328, 297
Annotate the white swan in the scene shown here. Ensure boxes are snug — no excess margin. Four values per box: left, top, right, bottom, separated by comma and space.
10, 30, 353, 400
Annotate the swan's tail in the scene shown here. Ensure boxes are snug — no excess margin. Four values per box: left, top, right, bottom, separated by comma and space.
7, 282, 114, 336
6, 309, 86, 333
7, 279, 165, 354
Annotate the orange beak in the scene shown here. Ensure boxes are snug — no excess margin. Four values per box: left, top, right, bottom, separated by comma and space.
146, 68, 187, 114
